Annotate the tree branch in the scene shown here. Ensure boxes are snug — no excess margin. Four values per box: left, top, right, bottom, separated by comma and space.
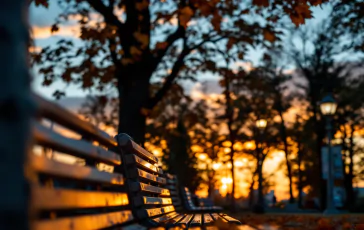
189, 33, 228, 51
87, 0, 124, 31
147, 33, 229, 110
150, 26, 185, 73
147, 39, 190, 109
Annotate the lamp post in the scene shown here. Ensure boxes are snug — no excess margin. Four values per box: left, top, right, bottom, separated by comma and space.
254, 119, 267, 213
320, 94, 338, 214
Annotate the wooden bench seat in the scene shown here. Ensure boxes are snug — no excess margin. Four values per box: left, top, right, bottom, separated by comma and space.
116, 133, 242, 228
28, 95, 136, 230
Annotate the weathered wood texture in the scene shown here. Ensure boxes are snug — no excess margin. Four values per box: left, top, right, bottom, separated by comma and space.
28, 96, 133, 229
0, 1, 33, 230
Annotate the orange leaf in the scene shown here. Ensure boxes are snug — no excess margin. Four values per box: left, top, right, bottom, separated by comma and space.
156, 42, 168, 50
135, 0, 149, 11
130, 46, 142, 57
295, 4, 313, 19
252, 0, 269, 7
211, 13, 222, 31
121, 58, 134, 66
140, 108, 152, 116
290, 13, 305, 27
133, 32, 149, 49
34, 0, 49, 8
179, 6, 194, 28
226, 37, 236, 50
263, 30, 276, 42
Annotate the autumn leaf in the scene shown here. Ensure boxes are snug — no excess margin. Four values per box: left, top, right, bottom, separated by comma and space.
211, 13, 222, 31
51, 24, 59, 33
295, 4, 313, 19
133, 32, 149, 49
263, 30, 276, 42
140, 108, 152, 117
226, 38, 236, 50
309, 0, 328, 6
135, 0, 149, 11
130, 46, 142, 58
52, 90, 65, 100
34, 0, 49, 8
199, 4, 211, 16
238, 52, 244, 60
121, 58, 134, 66
156, 42, 168, 50
252, 0, 269, 7
290, 13, 305, 27
179, 6, 194, 28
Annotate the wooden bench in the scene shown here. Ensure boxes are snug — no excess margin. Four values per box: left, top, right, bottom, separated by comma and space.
28, 94, 144, 230
116, 133, 241, 228
166, 175, 224, 213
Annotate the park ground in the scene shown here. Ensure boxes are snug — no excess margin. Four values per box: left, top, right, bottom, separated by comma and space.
234, 213, 364, 230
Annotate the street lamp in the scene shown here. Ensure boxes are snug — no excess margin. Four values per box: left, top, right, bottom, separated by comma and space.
320, 94, 338, 214
256, 119, 267, 130
253, 118, 267, 213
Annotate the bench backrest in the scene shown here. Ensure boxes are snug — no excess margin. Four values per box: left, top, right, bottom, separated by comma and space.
166, 176, 201, 211
116, 134, 178, 224
29, 95, 134, 230
181, 187, 200, 210
165, 174, 183, 211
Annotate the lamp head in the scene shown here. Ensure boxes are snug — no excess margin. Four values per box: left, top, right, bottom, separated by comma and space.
320, 94, 337, 116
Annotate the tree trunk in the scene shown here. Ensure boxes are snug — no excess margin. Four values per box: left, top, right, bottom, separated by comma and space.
249, 171, 256, 209
297, 141, 303, 208
278, 110, 294, 203
117, 67, 150, 145
223, 69, 236, 212
0, 1, 33, 229
230, 151, 235, 211
257, 155, 264, 207
207, 170, 215, 199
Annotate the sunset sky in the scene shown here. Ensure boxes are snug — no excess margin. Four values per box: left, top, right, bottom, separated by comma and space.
30, 1, 361, 201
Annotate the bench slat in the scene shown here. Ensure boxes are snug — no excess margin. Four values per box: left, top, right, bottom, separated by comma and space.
33, 210, 133, 230
152, 211, 179, 223
219, 213, 241, 224
32, 186, 128, 210
203, 214, 214, 225
34, 93, 116, 148
165, 214, 185, 226
142, 205, 175, 218
136, 169, 166, 184
143, 196, 172, 205
34, 123, 121, 165
31, 155, 124, 185
130, 141, 158, 163
176, 214, 193, 226
125, 154, 163, 174
190, 214, 202, 227
210, 213, 220, 221
130, 182, 170, 196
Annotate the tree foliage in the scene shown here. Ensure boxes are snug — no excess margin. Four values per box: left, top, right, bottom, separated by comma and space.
31, 0, 327, 143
